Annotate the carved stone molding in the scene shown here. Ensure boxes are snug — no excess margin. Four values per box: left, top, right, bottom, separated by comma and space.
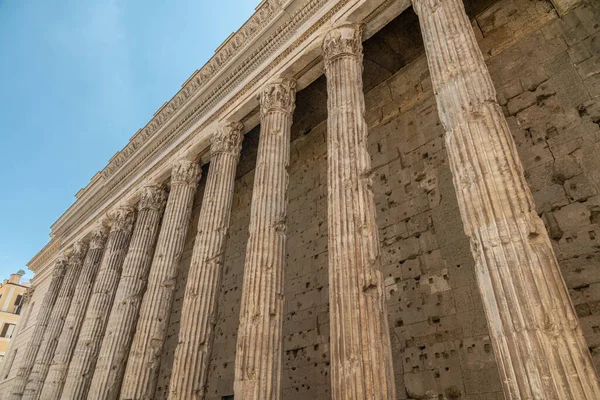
138, 185, 167, 212
211, 122, 244, 156
323, 23, 364, 67
108, 207, 137, 233
90, 226, 110, 250
259, 78, 297, 116
171, 159, 202, 186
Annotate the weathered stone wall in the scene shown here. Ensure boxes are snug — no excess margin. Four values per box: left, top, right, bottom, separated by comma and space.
155, 0, 600, 399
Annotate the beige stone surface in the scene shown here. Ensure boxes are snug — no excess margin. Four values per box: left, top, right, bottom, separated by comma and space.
120, 160, 201, 400
38, 226, 108, 400
233, 79, 296, 400
413, 0, 600, 398
323, 23, 396, 400
8, 257, 68, 400
22, 241, 89, 400
87, 186, 167, 400
168, 123, 243, 399
60, 207, 136, 399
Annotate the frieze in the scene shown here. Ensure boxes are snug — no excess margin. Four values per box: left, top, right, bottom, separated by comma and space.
100, 0, 285, 180
51, 0, 401, 249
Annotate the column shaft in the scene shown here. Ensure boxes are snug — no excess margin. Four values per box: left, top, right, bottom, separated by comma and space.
234, 78, 295, 400
87, 186, 166, 400
168, 123, 243, 399
22, 241, 89, 400
413, 0, 600, 398
323, 24, 396, 400
60, 207, 136, 399
38, 226, 108, 400
120, 159, 201, 400
38, 227, 108, 400
8, 257, 68, 400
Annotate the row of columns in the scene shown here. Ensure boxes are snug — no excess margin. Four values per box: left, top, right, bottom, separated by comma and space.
4, 1, 599, 399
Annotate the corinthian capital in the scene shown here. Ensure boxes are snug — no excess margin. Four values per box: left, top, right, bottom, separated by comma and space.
139, 185, 167, 212
259, 78, 297, 116
69, 240, 89, 266
171, 159, 201, 186
90, 225, 109, 249
322, 23, 364, 65
108, 206, 137, 233
52, 256, 69, 278
211, 122, 244, 156
23, 286, 35, 304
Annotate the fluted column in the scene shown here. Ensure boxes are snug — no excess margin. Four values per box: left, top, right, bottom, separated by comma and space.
323, 24, 396, 400
22, 240, 89, 400
38, 226, 108, 400
0, 287, 35, 381
87, 186, 167, 400
234, 78, 295, 400
120, 159, 201, 400
168, 123, 243, 400
8, 257, 68, 400
60, 206, 136, 400
413, 0, 600, 398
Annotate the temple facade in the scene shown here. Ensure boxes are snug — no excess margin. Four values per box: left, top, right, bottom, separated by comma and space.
1, 0, 600, 398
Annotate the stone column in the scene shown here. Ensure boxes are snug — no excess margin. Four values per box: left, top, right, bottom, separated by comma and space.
60, 206, 136, 400
8, 257, 68, 400
120, 159, 201, 400
168, 122, 243, 400
0, 287, 35, 381
233, 78, 295, 400
413, 0, 600, 398
22, 240, 89, 400
38, 225, 108, 400
323, 24, 396, 400
87, 185, 167, 400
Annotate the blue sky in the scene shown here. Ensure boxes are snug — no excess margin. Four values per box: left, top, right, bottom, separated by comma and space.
0, 0, 259, 281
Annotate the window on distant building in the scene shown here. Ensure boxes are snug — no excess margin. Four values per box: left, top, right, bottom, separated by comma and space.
13, 294, 23, 315
0, 323, 16, 338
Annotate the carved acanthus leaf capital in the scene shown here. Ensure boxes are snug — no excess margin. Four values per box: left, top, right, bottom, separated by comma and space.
90, 225, 109, 249
53, 256, 69, 278
323, 23, 364, 65
259, 78, 297, 116
171, 159, 201, 186
23, 287, 35, 304
139, 185, 167, 212
69, 240, 89, 266
108, 206, 137, 233
211, 122, 244, 156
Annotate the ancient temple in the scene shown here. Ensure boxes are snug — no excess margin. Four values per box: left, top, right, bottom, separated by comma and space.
1, 0, 600, 398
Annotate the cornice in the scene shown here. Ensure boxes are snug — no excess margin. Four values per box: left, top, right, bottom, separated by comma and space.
27, 239, 60, 274
45, 0, 409, 257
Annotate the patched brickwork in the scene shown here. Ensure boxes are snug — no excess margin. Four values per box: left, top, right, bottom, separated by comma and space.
154, 1, 600, 399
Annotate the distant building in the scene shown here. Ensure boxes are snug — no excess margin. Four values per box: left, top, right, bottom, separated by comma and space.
0, 272, 29, 362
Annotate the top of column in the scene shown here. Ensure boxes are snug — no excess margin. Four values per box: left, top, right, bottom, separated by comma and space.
52, 256, 69, 278
259, 78, 297, 116
171, 159, 202, 187
322, 23, 364, 64
138, 185, 167, 212
211, 122, 244, 157
68, 240, 89, 266
89, 224, 110, 250
108, 206, 137, 233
